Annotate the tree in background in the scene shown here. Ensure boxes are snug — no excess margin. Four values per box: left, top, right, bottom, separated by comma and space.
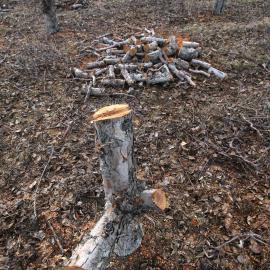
41, 0, 59, 34
213, 0, 226, 15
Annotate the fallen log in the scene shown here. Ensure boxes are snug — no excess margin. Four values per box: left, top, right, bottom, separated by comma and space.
122, 46, 137, 63
94, 67, 108, 76
106, 49, 125, 55
146, 50, 162, 63
208, 67, 227, 79
101, 78, 126, 88
141, 36, 167, 46
86, 60, 106, 69
189, 68, 210, 77
178, 47, 201, 61
82, 84, 106, 99
119, 64, 135, 85
173, 59, 190, 70
64, 104, 167, 269
115, 64, 138, 72
72, 68, 89, 79
103, 58, 120, 65
108, 65, 115, 79
168, 64, 196, 87
191, 59, 211, 69
131, 73, 147, 82
147, 65, 173, 85
143, 41, 158, 52
182, 41, 200, 48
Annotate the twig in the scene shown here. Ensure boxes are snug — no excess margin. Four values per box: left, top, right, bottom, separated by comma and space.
241, 114, 263, 138
84, 82, 93, 103
33, 147, 54, 219
209, 232, 270, 251
46, 219, 65, 254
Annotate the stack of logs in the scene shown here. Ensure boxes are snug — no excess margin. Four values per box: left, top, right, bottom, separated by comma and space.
73, 31, 227, 96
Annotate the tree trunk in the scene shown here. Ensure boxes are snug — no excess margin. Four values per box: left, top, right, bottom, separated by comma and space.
41, 0, 59, 34
213, 0, 226, 15
64, 104, 167, 270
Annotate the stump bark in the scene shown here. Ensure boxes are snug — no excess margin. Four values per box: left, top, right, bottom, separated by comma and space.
65, 104, 167, 270
41, 0, 59, 34
213, 0, 226, 15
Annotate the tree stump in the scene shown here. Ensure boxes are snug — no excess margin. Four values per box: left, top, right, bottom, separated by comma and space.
41, 0, 59, 34
213, 0, 226, 15
65, 104, 168, 270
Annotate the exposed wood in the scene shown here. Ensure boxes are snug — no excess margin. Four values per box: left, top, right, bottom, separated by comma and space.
164, 36, 179, 56
140, 189, 168, 210
41, 0, 59, 34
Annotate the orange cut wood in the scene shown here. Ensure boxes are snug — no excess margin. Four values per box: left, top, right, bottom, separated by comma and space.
152, 189, 168, 210
92, 104, 131, 122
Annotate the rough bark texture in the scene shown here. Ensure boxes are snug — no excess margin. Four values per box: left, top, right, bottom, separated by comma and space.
66, 105, 167, 270
41, 0, 59, 34
213, 0, 226, 15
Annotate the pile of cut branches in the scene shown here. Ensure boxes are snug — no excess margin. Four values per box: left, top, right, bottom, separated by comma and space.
73, 30, 227, 97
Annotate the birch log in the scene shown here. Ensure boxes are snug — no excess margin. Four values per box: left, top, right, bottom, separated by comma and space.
65, 104, 167, 270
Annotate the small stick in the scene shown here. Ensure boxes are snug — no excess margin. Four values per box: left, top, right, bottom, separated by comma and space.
241, 114, 263, 138
46, 219, 65, 254
33, 148, 54, 219
84, 82, 93, 103
189, 68, 210, 77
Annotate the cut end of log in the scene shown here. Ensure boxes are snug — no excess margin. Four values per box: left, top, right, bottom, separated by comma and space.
92, 104, 131, 122
152, 189, 168, 210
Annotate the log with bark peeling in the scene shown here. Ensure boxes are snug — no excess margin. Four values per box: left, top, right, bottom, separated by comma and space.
168, 64, 196, 87
101, 78, 126, 88
64, 104, 167, 270
119, 64, 135, 85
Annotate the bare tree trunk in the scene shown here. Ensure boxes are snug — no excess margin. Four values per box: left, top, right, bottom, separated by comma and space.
213, 0, 226, 15
41, 0, 59, 34
64, 104, 167, 270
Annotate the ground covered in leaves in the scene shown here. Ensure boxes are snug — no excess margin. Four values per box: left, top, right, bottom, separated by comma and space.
0, 0, 270, 269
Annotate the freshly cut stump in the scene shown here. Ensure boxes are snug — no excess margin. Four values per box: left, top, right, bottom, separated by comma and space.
65, 104, 167, 270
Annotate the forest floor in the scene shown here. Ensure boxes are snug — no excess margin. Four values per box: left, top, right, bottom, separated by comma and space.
0, 0, 270, 269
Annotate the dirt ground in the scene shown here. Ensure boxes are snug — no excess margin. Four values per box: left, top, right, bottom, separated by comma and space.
0, 0, 270, 269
